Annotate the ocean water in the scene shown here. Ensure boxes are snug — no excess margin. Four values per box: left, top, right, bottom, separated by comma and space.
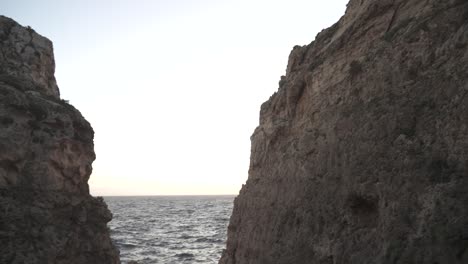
104, 196, 235, 264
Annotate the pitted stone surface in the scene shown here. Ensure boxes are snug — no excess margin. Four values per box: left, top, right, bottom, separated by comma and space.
0, 16, 120, 264
0, 16, 59, 98
220, 0, 468, 263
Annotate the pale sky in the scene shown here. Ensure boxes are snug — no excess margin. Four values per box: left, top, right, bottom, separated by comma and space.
3, 0, 348, 195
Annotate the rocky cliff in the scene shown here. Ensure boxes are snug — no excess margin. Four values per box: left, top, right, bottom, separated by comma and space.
220, 0, 468, 263
0, 16, 120, 263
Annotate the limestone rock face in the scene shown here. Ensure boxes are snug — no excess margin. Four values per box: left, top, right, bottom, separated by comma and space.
0, 16, 120, 263
220, 0, 468, 263
0, 16, 59, 99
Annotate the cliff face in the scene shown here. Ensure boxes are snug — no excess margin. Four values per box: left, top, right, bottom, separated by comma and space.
0, 16, 120, 263
220, 0, 468, 263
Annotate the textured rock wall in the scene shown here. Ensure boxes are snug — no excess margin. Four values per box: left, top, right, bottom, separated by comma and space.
220, 0, 468, 263
0, 16, 120, 263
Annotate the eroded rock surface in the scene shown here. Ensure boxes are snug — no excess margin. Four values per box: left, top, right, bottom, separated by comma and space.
220, 0, 468, 263
0, 16, 120, 263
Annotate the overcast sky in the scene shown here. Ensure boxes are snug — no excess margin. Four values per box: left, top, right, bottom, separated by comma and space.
3, 0, 348, 195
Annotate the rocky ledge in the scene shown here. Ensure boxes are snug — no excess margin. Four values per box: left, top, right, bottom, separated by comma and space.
220, 0, 468, 263
0, 16, 120, 263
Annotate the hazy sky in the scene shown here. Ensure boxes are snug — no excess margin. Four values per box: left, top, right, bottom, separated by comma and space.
3, 0, 348, 195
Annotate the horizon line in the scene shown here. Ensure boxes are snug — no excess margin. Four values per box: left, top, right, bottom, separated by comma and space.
97, 194, 238, 197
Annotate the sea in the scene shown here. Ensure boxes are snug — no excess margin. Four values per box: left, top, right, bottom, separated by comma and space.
104, 195, 235, 264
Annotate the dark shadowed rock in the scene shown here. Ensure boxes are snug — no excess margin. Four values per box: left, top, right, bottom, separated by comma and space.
0, 16, 120, 263
220, 0, 468, 263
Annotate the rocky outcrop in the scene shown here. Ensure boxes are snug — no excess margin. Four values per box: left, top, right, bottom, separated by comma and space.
220, 0, 468, 263
0, 16, 120, 263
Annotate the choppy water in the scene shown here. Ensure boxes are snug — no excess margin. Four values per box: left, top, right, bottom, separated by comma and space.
104, 196, 234, 264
